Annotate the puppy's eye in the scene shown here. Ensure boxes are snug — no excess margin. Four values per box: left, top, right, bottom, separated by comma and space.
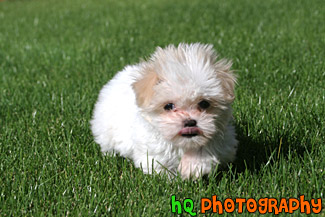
198, 100, 210, 109
164, 103, 175, 111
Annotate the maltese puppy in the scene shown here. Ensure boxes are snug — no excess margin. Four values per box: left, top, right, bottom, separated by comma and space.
91, 43, 238, 179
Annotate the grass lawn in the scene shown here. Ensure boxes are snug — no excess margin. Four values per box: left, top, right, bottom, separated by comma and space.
0, 0, 324, 216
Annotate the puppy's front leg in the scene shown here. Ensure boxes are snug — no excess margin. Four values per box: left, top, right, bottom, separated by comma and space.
178, 148, 215, 179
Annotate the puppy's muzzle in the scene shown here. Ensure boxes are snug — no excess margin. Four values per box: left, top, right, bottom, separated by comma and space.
179, 119, 201, 138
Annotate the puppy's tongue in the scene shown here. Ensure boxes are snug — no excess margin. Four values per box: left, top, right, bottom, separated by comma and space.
179, 127, 201, 138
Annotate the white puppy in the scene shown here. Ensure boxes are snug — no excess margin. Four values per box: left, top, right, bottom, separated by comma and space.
91, 43, 238, 179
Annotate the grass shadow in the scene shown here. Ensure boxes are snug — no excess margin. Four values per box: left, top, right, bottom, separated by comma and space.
232, 121, 307, 174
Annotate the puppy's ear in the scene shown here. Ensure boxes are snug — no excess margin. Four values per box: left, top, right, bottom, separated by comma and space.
132, 67, 159, 107
215, 60, 236, 104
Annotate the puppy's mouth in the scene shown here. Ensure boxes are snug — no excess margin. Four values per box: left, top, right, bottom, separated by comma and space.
179, 127, 202, 138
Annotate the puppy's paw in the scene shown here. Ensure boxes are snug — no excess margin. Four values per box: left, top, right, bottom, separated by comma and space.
178, 149, 212, 179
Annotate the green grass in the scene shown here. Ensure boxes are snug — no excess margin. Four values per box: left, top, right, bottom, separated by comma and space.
0, 0, 324, 216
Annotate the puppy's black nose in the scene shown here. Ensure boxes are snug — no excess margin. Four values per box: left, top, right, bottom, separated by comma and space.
184, 119, 197, 127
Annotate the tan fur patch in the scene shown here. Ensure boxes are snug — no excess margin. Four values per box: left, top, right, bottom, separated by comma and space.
218, 71, 236, 104
132, 67, 159, 107
215, 60, 236, 104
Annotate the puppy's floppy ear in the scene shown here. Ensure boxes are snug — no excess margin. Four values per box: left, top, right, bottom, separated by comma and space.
215, 59, 236, 104
132, 67, 159, 107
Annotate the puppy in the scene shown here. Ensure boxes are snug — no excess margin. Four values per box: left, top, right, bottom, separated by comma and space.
91, 43, 238, 179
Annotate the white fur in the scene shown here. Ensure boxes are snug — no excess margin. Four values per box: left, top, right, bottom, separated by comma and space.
91, 43, 238, 179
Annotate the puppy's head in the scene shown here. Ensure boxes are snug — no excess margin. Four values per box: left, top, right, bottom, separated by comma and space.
133, 43, 236, 149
